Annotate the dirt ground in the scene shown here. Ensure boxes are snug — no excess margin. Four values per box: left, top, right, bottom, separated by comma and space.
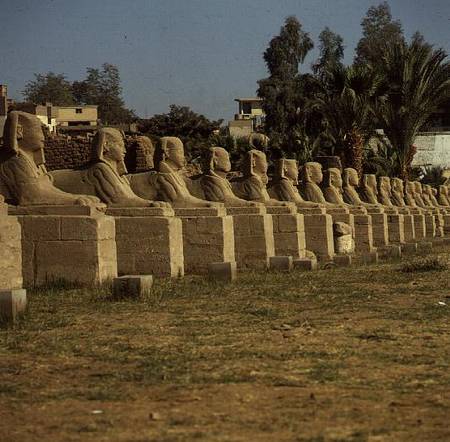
1, 246, 450, 442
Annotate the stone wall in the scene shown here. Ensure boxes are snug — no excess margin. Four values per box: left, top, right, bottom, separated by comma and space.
413, 132, 450, 169
44, 136, 92, 171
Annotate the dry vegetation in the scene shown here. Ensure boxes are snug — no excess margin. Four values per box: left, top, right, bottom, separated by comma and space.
1, 247, 450, 442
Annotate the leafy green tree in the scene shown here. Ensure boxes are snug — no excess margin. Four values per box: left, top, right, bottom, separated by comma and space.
355, 2, 404, 67
73, 63, 136, 124
375, 35, 450, 179
22, 72, 75, 105
138, 105, 223, 161
312, 27, 344, 80
257, 16, 314, 157
308, 64, 383, 175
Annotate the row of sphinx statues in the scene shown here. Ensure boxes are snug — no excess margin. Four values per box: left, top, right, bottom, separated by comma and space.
0, 111, 449, 212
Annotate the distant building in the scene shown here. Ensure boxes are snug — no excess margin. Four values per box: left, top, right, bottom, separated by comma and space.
55, 105, 98, 129
228, 97, 265, 138
0, 85, 7, 137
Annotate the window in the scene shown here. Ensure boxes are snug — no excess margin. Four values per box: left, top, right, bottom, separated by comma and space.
242, 102, 252, 114
75, 108, 83, 114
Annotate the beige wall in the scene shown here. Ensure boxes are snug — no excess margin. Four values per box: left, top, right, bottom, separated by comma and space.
56, 106, 98, 125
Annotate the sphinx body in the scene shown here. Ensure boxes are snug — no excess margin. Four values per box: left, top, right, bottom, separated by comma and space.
390, 178, 407, 207
51, 128, 162, 207
231, 150, 287, 206
0, 111, 100, 206
377, 176, 395, 206
359, 174, 382, 205
199, 147, 256, 207
438, 185, 450, 206
268, 159, 320, 207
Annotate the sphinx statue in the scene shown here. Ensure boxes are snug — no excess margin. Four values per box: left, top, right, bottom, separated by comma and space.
438, 185, 450, 206
403, 180, 419, 207
412, 181, 429, 209
359, 174, 381, 205
342, 168, 380, 210
300, 162, 336, 206
142, 136, 219, 208
231, 150, 287, 206
377, 176, 395, 206
0, 111, 100, 206
268, 159, 320, 207
322, 167, 352, 206
390, 178, 407, 207
198, 146, 257, 207
51, 128, 166, 207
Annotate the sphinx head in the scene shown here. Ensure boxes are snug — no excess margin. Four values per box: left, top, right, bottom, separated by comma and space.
243, 150, 268, 184
363, 174, 378, 195
275, 159, 299, 185
155, 136, 185, 170
324, 167, 343, 190
343, 168, 359, 187
405, 180, 415, 194
92, 128, 127, 175
391, 178, 404, 195
414, 181, 423, 194
2, 111, 46, 163
302, 162, 323, 184
204, 146, 231, 175
378, 176, 392, 194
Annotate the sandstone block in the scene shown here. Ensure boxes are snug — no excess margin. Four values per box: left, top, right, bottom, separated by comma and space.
269, 256, 293, 272
362, 251, 379, 264
293, 257, 318, 271
401, 242, 418, 254
113, 275, 153, 298
0, 289, 27, 325
418, 241, 433, 253
333, 254, 352, 267
208, 262, 237, 282
379, 245, 402, 259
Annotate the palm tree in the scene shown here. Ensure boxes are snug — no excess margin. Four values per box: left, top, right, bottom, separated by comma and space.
376, 36, 450, 179
308, 64, 382, 176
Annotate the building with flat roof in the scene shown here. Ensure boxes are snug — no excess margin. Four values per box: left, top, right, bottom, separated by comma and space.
228, 97, 265, 138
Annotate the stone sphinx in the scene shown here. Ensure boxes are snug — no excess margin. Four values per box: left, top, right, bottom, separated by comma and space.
404, 180, 418, 207
359, 174, 381, 205
0, 111, 100, 206
131, 136, 218, 208
438, 185, 450, 206
268, 159, 319, 207
378, 176, 395, 206
199, 146, 256, 207
231, 150, 287, 206
322, 167, 357, 207
342, 168, 379, 209
51, 128, 162, 207
390, 178, 407, 207
300, 162, 335, 206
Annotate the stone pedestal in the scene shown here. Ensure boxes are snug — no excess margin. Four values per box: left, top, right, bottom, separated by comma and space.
424, 213, 436, 239
226, 206, 274, 270
384, 209, 405, 244
349, 208, 375, 253
367, 208, 389, 247
397, 208, 416, 242
267, 205, 307, 259
174, 207, 235, 274
10, 205, 117, 287
0, 290, 27, 324
113, 275, 153, 299
107, 207, 184, 278
297, 208, 334, 260
443, 214, 450, 236
409, 209, 426, 240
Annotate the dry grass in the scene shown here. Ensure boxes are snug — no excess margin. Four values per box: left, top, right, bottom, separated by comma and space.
1, 246, 450, 441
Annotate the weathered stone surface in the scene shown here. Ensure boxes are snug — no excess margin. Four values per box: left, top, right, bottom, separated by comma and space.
401, 242, 418, 254
0, 289, 27, 324
333, 254, 352, 267
293, 256, 318, 271
113, 275, 153, 298
362, 251, 379, 264
379, 244, 402, 259
302, 214, 335, 260
208, 262, 237, 282
0, 214, 23, 290
269, 256, 293, 272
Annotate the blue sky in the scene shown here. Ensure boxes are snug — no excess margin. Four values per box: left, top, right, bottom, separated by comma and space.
1, 0, 449, 121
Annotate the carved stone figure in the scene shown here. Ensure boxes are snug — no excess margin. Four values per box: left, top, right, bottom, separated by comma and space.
412, 181, 428, 208
359, 174, 380, 205
269, 159, 320, 207
342, 168, 379, 209
0, 111, 100, 206
390, 178, 407, 206
231, 150, 287, 206
199, 147, 256, 206
404, 180, 418, 207
378, 176, 394, 206
127, 135, 155, 172
52, 128, 163, 207
248, 133, 270, 150
438, 185, 450, 206
153, 137, 220, 207
321, 167, 348, 206
300, 162, 332, 205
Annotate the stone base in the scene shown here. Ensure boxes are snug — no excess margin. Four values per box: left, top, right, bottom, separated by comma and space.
0, 212, 23, 290
367, 212, 389, 247
113, 275, 153, 299
424, 214, 436, 239
267, 206, 306, 258
227, 206, 274, 270
300, 213, 335, 260
418, 241, 433, 253
443, 215, 450, 236
208, 262, 237, 282
401, 242, 418, 254
386, 212, 405, 244
269, 256, 293, 272
379, 244, 402, 259
361, 251, 379, 265
293, 257, 318, 271
107, 207, 184, 278
412, 213, 426, 240
0, 289, 27, 325
175, 208, 235, 274
12, 207, 117, 287
352, 213, 375, 253
334, 254, 352, 267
